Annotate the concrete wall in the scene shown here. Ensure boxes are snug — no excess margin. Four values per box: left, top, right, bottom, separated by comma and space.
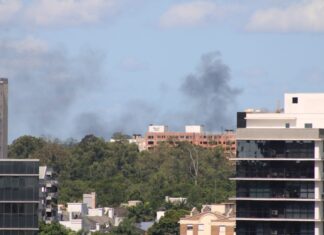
285, 93, 324, 114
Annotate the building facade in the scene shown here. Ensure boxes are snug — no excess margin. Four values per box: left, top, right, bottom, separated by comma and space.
179, 203, 235, 235
39, 166, 58, 223
83, 192, 96, 209
233, 93, 324, 235
143, 125, 236, 153
0, 159, 39, 235
0, 79, 7, 159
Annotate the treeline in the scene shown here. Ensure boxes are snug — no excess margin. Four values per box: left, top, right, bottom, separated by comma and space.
8, 134, 235, 209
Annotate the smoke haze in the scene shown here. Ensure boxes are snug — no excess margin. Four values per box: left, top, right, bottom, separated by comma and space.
180, 52, 240, 130
2, 38, 239, 141
0, 37, 105, 141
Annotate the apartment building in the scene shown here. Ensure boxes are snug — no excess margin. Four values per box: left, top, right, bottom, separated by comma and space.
179, 203, 235, 235
142, 125, 236, 153
39, 166, 58, 223
232, 93, 324, 235
0, 159, 39, 235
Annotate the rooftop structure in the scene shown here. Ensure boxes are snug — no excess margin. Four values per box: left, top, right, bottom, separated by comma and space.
83, 192, 96, 209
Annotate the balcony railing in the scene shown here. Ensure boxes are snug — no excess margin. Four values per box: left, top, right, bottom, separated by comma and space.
236, 170, 313, 179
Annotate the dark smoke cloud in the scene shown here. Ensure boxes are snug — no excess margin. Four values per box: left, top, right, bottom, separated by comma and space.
2, 39, 239, 140
0, 37, 105, 140
180, 51, 240, 130
74, 100, 158, 138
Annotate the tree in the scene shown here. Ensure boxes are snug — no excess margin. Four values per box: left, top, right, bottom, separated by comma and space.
148, 209, 189, 235
8, 135, 45, 159
39, 222, 77, 235
109, 218, 141, 235
127, 202, 155, 223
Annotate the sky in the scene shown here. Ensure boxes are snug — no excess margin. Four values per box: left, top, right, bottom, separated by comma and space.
1, 0, 324, 141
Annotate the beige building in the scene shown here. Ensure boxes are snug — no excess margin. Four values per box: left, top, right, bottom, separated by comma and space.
83, 192, 96, 209
0, 78, 7, 159
179, 203, 235, 235
142, 125, 236, 153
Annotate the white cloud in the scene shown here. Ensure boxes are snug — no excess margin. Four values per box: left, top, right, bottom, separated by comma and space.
247, 0, 324, 32
0, 0, 22, 24
160, 1, 235, 28
25, 0, 120, 26
5, 36, 48, 54
0, 0, 126, 27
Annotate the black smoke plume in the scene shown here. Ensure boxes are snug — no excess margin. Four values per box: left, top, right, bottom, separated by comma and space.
180, 51, 240, 130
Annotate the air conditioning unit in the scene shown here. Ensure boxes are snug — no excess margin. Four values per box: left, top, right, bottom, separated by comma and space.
271, 210, 279, 216
271, 230, 278, 235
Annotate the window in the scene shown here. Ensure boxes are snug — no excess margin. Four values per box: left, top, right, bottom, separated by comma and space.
187, 224, 193, 230
292, 97, 298, 103
285, 123, 290, 128
219, 226, 226, 235
305, 123, 313, 128
198, 224, 204, 231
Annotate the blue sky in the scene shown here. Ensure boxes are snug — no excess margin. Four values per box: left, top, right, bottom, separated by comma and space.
1, 0, 324, 141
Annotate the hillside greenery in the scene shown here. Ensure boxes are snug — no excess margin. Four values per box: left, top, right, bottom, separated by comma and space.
9, 134, 235, 209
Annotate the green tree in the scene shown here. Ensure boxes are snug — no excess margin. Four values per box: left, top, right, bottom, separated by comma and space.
39, 222, 77, 235
8, 135, 45, 159
148, 209, 189, 235
109, 218, 141, 235
127, 202, 155, 223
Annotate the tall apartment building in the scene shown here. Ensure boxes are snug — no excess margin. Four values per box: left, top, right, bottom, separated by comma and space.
0, 159, 39, 235
232, 93, 324, 235
142, 125, 236, 153
39, 166, 58, 223
0, 78, 7, 159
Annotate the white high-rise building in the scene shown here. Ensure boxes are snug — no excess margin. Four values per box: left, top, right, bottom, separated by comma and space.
233, 93, 324, 235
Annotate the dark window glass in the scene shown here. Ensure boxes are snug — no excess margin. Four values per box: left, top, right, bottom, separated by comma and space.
237, 140, 314, 158
237, 221, 314, 235
305, 123, 313, 128
236, 161, 314, 178
237, 201, 314, 219
292, 97, 298, 103
237, 181, 314, 199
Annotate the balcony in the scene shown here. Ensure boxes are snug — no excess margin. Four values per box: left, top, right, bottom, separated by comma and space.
236, 170, 314, 179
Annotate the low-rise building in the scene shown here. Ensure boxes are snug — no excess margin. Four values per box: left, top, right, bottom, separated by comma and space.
59, 202, 88, 232
179, 203, 235, 235
165, 196, 187, 204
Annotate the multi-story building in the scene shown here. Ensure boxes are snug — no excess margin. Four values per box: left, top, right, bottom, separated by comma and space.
142, 125, 236, 153
39, 166, 58, 223
179, 202, 235, 235
232, 93, 324, 235
0, 159, 39, 235
0, 78, 7, 159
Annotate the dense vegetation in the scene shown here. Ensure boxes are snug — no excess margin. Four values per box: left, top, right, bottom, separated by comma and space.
9, 134, 234, 209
